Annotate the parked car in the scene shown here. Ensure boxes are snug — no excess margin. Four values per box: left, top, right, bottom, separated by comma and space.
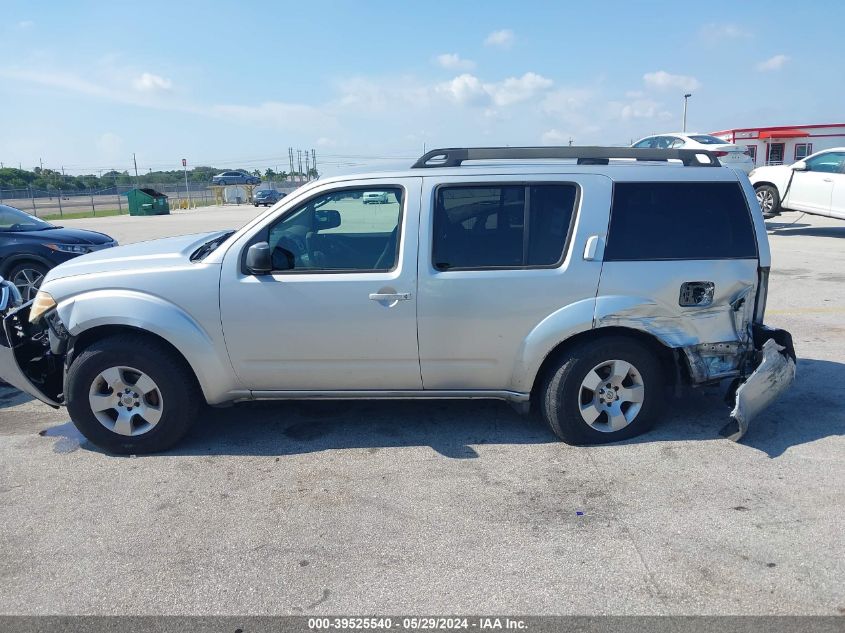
254, 189, 286, 207
749, 148, 845, 220
0, 146, 794, 454
212, 171, 261, 186
362, 191, 390, 204
0, 204, 116, 301
632, 133, 754, 174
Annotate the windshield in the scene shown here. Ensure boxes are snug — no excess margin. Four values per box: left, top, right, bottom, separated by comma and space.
0, 205, 55, 232
688, 135, 728, 145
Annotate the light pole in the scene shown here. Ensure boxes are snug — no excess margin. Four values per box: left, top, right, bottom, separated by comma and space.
682, 93, 692, 132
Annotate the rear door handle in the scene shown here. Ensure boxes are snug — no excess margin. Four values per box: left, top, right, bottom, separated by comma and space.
369, 292, 411, 301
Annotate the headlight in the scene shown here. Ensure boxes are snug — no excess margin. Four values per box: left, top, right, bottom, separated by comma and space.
46, 243, 91, 254
29, 290, 56, 323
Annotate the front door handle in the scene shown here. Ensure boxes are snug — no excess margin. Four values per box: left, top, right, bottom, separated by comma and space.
369, 292, 411, 302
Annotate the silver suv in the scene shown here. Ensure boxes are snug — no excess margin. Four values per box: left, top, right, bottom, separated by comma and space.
0, 147, 796, 454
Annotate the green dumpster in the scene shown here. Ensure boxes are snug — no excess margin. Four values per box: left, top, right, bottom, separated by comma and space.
123, 188, 170, 216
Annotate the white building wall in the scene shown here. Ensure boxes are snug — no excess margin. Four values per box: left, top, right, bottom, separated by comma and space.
712, 125, 845, 166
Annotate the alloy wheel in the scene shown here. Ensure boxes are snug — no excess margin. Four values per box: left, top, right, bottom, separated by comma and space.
88, 366, 164, 436
578, 359, 645, 432
756, 188, 774, 213
12, 268, 44, 302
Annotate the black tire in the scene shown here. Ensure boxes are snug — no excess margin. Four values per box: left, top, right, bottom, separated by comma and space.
66, 334, 201, 454
7, 261, 49, 302
755, 184, 781, 218
539, 336, 664, 445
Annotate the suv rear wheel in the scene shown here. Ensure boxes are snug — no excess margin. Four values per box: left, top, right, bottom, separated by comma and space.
66, 334, 201, 454
540, 337, 664, 444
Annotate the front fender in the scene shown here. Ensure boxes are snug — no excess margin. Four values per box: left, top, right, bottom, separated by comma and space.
56, 290, 237, 403
509, 298, 596, 393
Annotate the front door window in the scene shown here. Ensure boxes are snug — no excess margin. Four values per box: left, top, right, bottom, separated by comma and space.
266, 188, 403, 272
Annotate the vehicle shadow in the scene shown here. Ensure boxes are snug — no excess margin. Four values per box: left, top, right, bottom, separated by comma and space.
47, 358, 839, 460
767, 224, 845, 238
0, 382, 33, 409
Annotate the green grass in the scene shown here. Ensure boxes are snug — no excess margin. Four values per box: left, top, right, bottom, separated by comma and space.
38, 200, 217, 221
40, 208, 125, 221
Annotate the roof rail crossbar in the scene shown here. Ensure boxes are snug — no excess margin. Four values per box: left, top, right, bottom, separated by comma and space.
411, 146, 721, 168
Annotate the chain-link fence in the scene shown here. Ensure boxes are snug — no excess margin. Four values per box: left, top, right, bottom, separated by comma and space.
0, 181, 303, 219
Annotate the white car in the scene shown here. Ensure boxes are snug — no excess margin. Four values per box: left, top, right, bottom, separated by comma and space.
632, 133, 754, 174
362, 191, 389, 204
750, 148, 845, 220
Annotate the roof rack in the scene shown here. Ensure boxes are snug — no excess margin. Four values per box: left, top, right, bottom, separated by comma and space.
411, 146, 721, 168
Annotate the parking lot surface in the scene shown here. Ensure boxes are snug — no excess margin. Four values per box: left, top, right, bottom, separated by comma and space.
0, 208, 843, 615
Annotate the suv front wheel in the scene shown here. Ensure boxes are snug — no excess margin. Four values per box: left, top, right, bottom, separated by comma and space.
66, 334, 201, 454
540, 336, 664, 444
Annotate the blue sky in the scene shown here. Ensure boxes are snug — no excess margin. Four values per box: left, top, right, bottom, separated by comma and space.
1, 0, 842, 176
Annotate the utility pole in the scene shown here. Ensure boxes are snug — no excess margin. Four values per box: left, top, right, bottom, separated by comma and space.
297, 150, 303, 185
182, 158, 191, 207
39, 157, 43, 171
133, 153, 140, 187
304, 152, 310, 181
311, 149, 317, 178
288, 148, 295, 183
682, 93, 692, 133
568, 137, 573, 146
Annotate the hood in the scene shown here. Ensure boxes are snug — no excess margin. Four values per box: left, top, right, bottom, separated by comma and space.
43, 231, 231, 283
2, 226, 114, 244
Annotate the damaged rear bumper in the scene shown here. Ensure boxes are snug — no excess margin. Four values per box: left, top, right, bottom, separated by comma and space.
722, 325, 796, 441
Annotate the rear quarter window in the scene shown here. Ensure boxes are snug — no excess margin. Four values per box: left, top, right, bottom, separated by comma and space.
605, 182, 758, 261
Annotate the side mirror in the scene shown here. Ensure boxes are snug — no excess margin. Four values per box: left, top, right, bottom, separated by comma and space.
315, 209, 341, 230
245, 242, 272, 275
792, 160, 808, 172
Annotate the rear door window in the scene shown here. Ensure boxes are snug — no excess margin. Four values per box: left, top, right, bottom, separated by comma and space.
433, 184, 578, 270
605, 182, 757, 260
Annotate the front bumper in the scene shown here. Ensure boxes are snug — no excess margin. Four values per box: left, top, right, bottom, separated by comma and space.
0, 301, 62, 407
722, 325, 796, 441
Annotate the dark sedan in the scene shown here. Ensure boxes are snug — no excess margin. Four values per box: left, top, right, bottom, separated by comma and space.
212, 171, 261, 186
0, 204, 117, 301
253, 189, 286, 207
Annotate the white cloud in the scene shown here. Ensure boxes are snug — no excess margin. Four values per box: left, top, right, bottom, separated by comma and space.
436, 72, 553, 107
487, 72, 553, 106
643, 70, 701, 92
211, 101, 336, 131
316, 137, 337, 147
17, 20, 34, 30
96, 132, 123, 158
435, 53, 475, 71
610, 98, 673, 121
756, 54, 790, 71
540, 88, 592, 116
541, 129, 572, 145
699, 23, 750, 39
436, 73, 488, 105
484, 29, 514, 48
132, 72, 172, 93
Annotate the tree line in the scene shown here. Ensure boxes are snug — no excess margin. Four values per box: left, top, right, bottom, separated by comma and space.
0, 166, 318, 191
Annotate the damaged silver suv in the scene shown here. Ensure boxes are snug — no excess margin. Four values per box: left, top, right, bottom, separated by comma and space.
0, 147, 796, 453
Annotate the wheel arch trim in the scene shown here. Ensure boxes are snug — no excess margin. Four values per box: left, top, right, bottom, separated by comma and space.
57, 290, 234, 403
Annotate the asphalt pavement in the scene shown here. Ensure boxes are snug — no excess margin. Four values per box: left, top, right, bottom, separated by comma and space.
0, 207, 843, 615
